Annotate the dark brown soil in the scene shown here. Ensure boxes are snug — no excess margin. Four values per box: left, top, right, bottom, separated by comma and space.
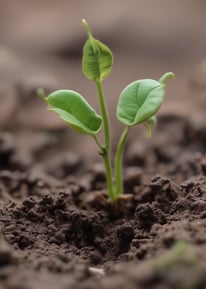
0, 111, 206, 289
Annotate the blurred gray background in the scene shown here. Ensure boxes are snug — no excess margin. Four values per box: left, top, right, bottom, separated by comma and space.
0, 0, 205, 156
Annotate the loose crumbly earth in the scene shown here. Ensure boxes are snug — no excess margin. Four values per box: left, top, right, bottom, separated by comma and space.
0, 114, 206, 289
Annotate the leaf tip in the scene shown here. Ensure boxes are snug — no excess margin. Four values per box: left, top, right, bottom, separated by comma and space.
82, 19, 92, 38
159, 72, 175, 85
37, 88, 47, 102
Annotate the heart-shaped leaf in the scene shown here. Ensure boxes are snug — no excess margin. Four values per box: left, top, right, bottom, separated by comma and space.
46, 90, 102, 135
82, 19, 113, 82
117, 73, 174, 126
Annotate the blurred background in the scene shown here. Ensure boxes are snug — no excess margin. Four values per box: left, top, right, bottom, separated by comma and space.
0, 0, 206, 161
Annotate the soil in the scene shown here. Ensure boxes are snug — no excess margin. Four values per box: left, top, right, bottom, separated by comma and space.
0, 110, 206, 289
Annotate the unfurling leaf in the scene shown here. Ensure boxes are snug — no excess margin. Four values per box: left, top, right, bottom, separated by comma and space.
46, 90, 102, 135
82, 19, 113, 82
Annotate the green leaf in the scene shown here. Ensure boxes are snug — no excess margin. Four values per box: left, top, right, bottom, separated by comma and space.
82, 19, 113, 81
46, 90, 102, 135
117, 73, 174, 126
117, 79, 164, 126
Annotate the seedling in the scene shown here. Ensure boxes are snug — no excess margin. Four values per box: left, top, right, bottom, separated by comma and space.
38, 19, 174, 202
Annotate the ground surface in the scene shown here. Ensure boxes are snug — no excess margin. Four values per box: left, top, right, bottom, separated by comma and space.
0, 1, 206, 288
0, 114, 206, 289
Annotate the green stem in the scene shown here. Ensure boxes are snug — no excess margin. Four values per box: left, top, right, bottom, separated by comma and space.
93, 135, 103, 152
103, 156, 115, 200
95, 79, 115, 201
95, 79, 111, 152
114, 126, 129, 196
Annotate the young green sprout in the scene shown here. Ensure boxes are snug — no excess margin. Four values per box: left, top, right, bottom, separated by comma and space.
39, 19, 175, 202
